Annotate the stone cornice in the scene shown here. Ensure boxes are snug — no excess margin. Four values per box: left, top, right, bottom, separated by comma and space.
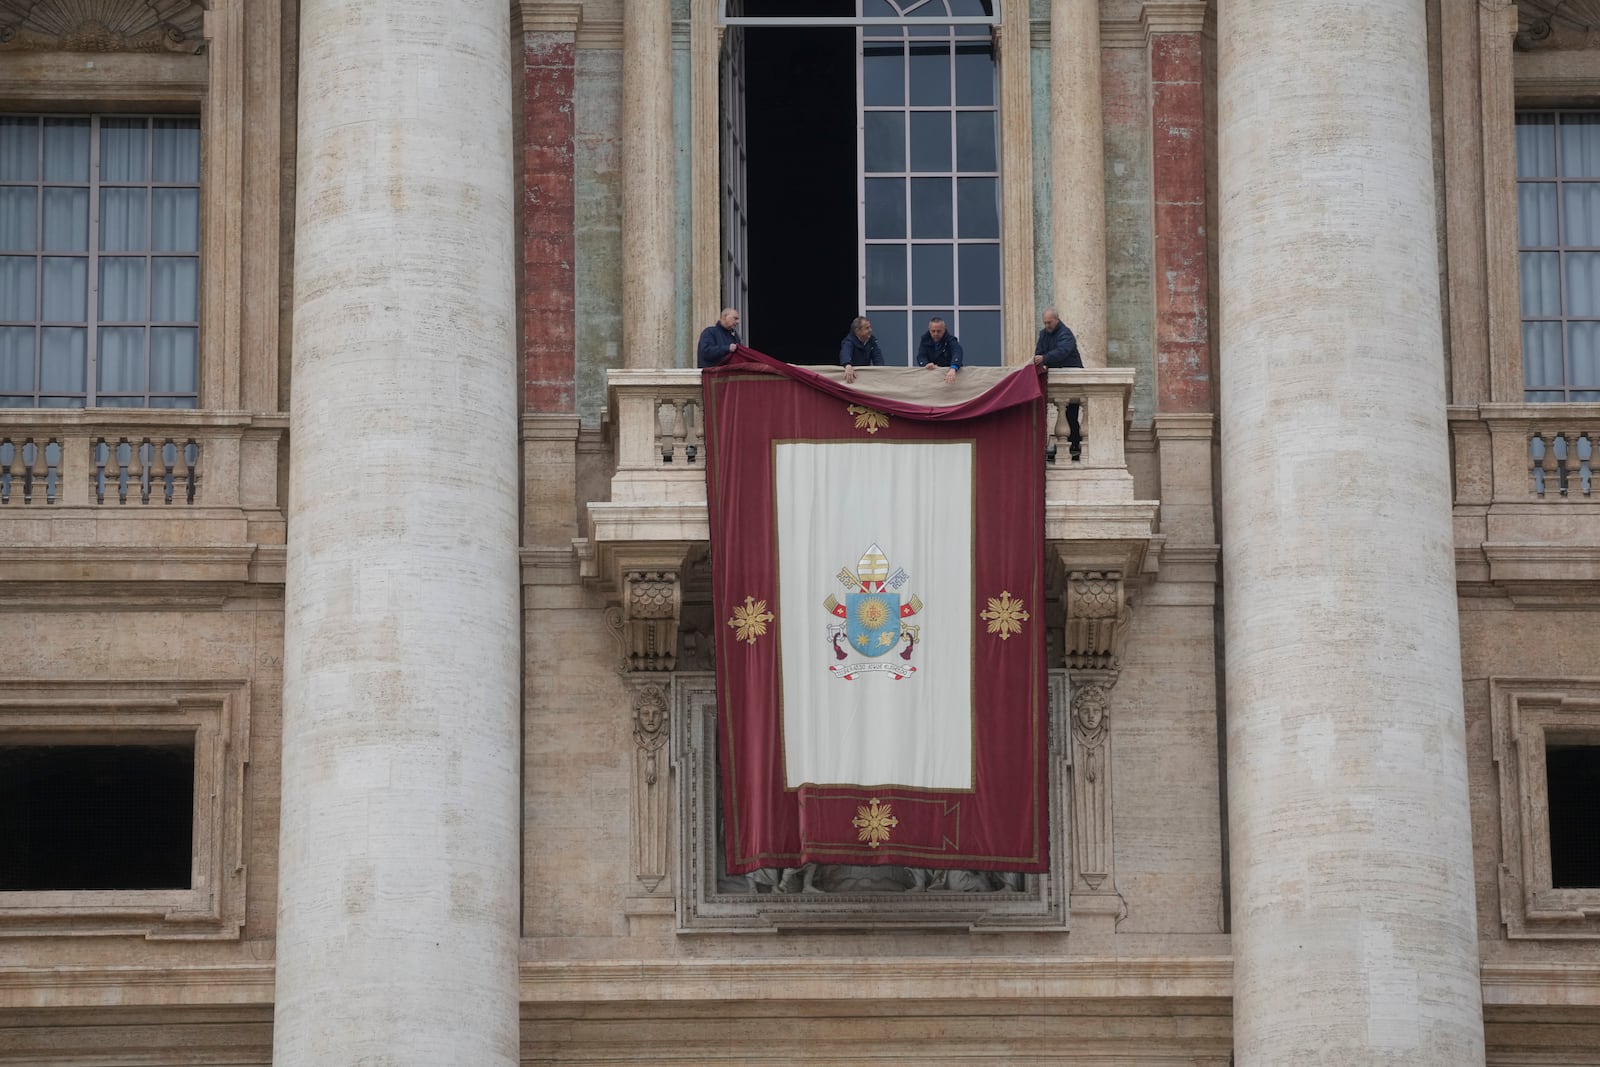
0, 963, 275, 1009
11, 957, 1600, 1011
1482, 962, 1600, 1006
511, 0, 581, 35
517, 957, 1236, 1002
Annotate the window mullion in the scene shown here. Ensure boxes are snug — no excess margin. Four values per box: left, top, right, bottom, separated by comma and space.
88, 116, 100, 408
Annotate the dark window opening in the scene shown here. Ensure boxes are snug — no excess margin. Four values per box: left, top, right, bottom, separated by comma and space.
743, 5, 858, 365
1548, 743, 1600, 889
0, 743, 195, 891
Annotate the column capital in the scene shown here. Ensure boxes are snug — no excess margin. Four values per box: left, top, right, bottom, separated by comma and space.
511, 0, 581, 35
1140, 0, 1208, 38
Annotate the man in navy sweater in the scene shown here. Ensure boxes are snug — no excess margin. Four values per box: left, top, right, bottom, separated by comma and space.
916, 316, 963, 385
839, 316, 884, 385
1032, 307, 1083, 458
696, 307, 741, 368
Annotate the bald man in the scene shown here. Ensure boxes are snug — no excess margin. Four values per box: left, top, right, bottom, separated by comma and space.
697, 307, 742, 368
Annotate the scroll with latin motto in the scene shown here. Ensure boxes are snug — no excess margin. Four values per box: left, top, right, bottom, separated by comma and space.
703, 347, 1049, 873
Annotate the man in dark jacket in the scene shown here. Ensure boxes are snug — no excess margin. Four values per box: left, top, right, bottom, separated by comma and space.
696, 307, 741, 368
916, 317, 963, 385
839, 316, 883, 384
1032, 307, 1083, 458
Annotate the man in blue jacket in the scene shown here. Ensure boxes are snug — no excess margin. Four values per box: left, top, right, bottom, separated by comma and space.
1032, 307, 1082, 458
839, 316, 883, 384
916, 317, 963, 385
697, 307, 741, 368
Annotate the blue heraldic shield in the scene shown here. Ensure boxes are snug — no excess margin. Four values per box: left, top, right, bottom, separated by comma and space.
846, 592, 901, 657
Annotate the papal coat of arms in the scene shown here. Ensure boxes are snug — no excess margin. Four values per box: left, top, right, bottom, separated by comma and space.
822, 543, 923, 681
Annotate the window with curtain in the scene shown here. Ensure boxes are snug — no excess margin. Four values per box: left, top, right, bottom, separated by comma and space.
1517, 111, 1600, 402
0, 115, 201, 409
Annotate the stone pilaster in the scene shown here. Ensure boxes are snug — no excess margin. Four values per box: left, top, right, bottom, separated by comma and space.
275, 0, 521, 1062
621, 0, 674, 368
998, 8, 1035, 365
1218, 2, 1483, 1063
1144, 1, 1211, 413
517, 2, 580, 413
1050, 0, 1106, 366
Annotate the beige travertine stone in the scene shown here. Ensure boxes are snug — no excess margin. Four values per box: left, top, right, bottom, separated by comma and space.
1051, 0, 1107, 367
276, 0, 521, 1064
620, 0, 673, 368
999, 8, 1036, 365
689, 0, 721, 335
1219, 2, 1483, 1062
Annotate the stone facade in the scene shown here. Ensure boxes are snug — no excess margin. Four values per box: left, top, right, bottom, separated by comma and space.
0, 1, 1597, 1064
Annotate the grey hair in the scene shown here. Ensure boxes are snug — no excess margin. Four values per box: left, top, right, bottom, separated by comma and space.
928, 316, 947, 326
850, 316, 871, 333
1043, 306, 1059, 319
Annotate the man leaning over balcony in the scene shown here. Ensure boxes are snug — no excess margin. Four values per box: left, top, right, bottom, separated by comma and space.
916, 316, 963, 385
840, 316, 884, 385
697, 307, 742, 368
1032, 307, 1082, 460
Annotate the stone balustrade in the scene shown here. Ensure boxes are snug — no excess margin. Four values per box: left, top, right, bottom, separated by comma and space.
0, 409, 287, 584
1451, 404, 1600, 600
580, 367, 1160, 595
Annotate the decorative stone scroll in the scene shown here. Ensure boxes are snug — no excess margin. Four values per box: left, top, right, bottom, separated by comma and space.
599, 560, 688, 895
0, 0, 207, 52
629, 681, 670, 892
1069, 680, 1112, 890
1063, 569, 1131, 916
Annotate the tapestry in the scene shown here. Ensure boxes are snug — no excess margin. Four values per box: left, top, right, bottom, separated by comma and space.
703, 347, 1048, 872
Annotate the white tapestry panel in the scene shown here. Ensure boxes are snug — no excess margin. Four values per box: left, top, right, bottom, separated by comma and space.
774, 441, 974, 789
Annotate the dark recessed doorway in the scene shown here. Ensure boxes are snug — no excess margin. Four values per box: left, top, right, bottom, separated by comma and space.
742, 4, 857, 365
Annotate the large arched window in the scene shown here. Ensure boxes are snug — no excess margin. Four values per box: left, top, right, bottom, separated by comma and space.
717, 1, 1001, 367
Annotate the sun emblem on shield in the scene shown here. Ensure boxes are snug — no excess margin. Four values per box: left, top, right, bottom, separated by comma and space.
823, 544, 923, 680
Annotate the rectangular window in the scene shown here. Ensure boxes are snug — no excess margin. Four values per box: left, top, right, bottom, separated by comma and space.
1516, 111, 1600, 402
0, 742, 195, 892
1547, 743, 1600, 889
0, 115, 201, 409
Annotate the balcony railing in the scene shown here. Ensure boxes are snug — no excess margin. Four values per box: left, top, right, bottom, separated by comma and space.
581, 367, 1160, 591
0, 409, 287, 584
1450, 404, 1600, 599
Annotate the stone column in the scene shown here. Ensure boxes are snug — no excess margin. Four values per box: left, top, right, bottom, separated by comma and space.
622, 0, 675, 368
1218, 3, 1484, 1064
1050, 0, 1106, 366
275, 0, 521, 1063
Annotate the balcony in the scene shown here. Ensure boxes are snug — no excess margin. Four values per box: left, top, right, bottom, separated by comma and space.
577, 367, 1161, 661
0, 409, 286, 586
1451, 403, 1600, 604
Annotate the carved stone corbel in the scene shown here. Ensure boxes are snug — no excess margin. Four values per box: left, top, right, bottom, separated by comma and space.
1063, 570, 1131, 920
619, 568, 681, 672
628, 680, 671, 892
1065, 570, 1128, 671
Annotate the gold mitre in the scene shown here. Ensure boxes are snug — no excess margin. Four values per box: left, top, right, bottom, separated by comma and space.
857, 543, 890, 584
